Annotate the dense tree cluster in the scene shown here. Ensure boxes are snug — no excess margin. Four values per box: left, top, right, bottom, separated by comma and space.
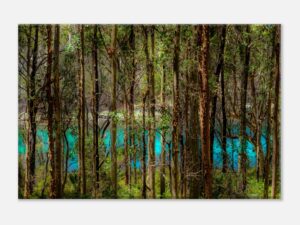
18, 24, 280, 199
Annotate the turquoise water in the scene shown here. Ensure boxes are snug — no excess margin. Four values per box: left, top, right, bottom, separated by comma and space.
18, 128, 266, 171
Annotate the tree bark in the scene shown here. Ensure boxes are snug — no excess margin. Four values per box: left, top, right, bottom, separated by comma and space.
239, 25, 251, 193
219, 26, 228, 173
46, 25, 56, 198
128, 25, 135, 185
24, 25, 38, 198
210, 25, 227, 167
78, 25, 86, 196
198, 25, 212, 198
171, 25, 181, 198
142, 91, 148, 199
271, 25, 280, 199
188, 27, 201, 198
250, 73, 264, 180
182, 42, 191, 198
92, 25, 100, 197
264, 27, 277, 198
53, 25, 62, 198
62, 131, 70, 193
149, 26, 156, 198
143, 26, 156, 198
160, 65, 166, 198
110, 25, 118, 198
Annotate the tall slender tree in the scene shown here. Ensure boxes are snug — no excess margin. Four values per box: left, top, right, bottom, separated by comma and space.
210, 25, 227, 166
46, 25, 56, 198
160, 64, 167, 198
219, 26, 228, 173
143, 25, 156, 198
53, 25, 62, 198
239, 25, 251, 192
182, 40, 191, 198
171, 25, 181, 198
128, 25, 136, 185
92, 25, 100, 197
149, 26, 156, 198
271, 25, 280, 199
188, 27, 201, 198
198, 25, 212, 198
24, 25, 38, 198
142, 90, 148, 199
78, 25, 86, 196
263, 40, 274, 198
110, 25, 118, 198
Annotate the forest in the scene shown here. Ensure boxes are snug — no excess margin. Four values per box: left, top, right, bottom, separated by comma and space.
18, 24, 281, 199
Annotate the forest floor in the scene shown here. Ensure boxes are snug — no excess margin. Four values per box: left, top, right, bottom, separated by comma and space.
19, 162, 279, 199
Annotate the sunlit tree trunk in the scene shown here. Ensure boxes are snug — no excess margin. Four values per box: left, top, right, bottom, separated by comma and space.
198, 25, 212, 198
182, 42, 190, 198
143, 26, 156, 198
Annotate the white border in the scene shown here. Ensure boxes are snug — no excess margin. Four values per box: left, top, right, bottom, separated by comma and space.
0, 0, 299, 224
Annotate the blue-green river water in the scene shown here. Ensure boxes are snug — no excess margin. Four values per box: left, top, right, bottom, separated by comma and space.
18, 128, 266, 171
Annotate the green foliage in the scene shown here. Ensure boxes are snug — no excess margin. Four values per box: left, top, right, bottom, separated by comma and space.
209, 73, 218, 95
159, 111, 172, 132
109, 111, 122, 123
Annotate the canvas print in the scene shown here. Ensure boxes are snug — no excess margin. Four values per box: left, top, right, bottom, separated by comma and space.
18, 24, 281, 199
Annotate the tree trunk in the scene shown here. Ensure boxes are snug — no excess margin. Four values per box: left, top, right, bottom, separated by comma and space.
24, 25, 38, 198
78, 25, 86, 196
129, 25, 136, 185
271, 25, 280, 199
143, 26, 156, 198
210, 25, 227, 167
110, 25, 118, 198
62, 131, 70, 193
53, 25, 62, 198
188, 28, 201, 198
46, 25, 56, 198
264, 27, 277, 199
239, 25, 251, 193
160, 65, 166, 198
182, 42, 191, 198
92, 25, 100, 197
263, 74, 272, 199
219, 26, 228, 173
142, 92, 148, 199
149, 26, 156, 198
250, 73, 264, 181
122, 85, 129, 190
198, 25, 212, 198
171, 25, 181, 198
